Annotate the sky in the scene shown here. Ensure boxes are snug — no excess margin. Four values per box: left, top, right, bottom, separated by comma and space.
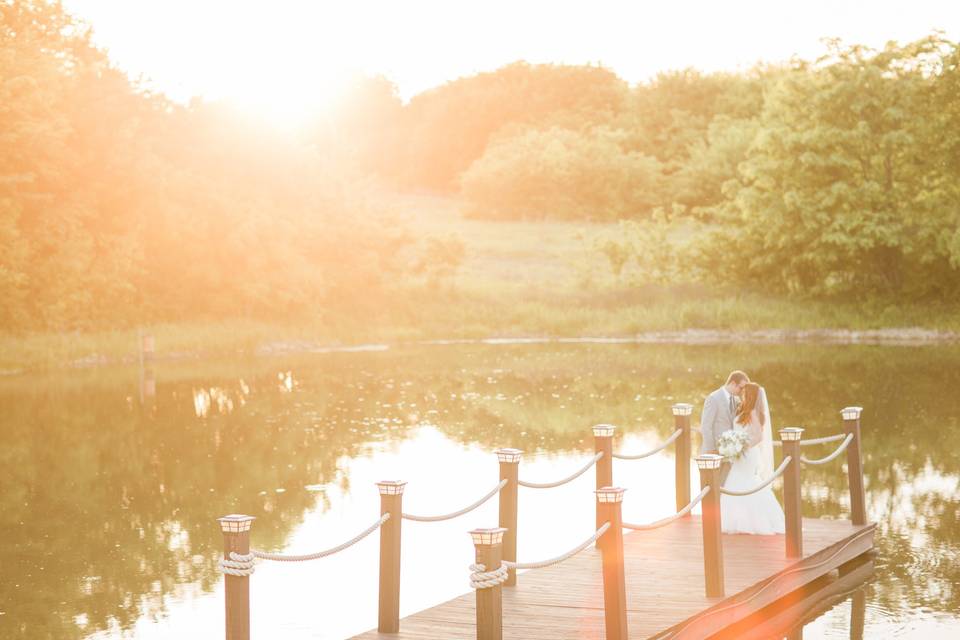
63, 0, 958, 123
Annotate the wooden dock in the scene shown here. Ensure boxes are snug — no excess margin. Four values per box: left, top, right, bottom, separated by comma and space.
352, 517, 875, 640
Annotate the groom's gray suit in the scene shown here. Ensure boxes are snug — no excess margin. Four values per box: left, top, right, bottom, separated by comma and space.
699, 387, 738, 455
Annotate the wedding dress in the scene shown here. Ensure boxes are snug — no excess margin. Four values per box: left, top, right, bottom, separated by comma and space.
720, 387, 785, 535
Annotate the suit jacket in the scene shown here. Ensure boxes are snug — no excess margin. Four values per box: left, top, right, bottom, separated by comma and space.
699, 387, 737, 454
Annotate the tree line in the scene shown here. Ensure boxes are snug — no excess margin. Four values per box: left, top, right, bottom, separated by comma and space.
3, 0, 959, 333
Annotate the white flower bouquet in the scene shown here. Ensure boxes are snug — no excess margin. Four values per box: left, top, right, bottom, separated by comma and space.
717, 428, 750, 461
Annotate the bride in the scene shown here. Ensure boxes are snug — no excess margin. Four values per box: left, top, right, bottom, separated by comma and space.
721, 382, 785, 535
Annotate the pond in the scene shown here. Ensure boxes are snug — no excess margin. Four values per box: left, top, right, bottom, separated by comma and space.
2, 342, 958, 639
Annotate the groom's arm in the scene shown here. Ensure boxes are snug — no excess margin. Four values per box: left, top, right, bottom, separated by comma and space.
699, 394, 718, 454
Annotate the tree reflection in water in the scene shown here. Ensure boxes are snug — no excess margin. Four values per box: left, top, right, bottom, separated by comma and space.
1, 343, 958, 638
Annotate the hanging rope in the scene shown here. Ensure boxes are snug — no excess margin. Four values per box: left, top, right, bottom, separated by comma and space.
249, 513, 390, 561
503, 522, 610, 570
800, 433, 855, 465
402, 479, 507, 522
219, 513, 392, 573
518, 452, 603, 489
613, 429, 682, 460
719, 456, 792, 496
622, 487, 710, 530
773, 433, 847, 448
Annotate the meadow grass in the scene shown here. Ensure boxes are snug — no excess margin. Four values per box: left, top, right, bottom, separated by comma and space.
2, 193, 958, 371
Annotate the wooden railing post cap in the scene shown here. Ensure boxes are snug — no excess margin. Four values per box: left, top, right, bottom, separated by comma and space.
841, 407, 864, 421
592, 424, 616, 438
595, 486, 626, 503
494, 448, 523, 463
695, 454, 724, 470
218, 514, 255, 533
671, 403, 694, 416
376, 480, 407, 495
779, 427, 805, 442
469, 528, 507, 546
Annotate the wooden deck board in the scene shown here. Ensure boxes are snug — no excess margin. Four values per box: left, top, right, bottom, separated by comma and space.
352, 517, 875, 640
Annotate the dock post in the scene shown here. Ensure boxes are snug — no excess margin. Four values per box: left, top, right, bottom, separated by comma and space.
593, 425, 615, 543
495, 449, 522, 586
841, 407, 867, 525
217, 514, 255, 640
850, 587, 866, 640
377, 481, 406, 633
672, 403, 694, 513
696, 454, 725, 598
780, 428, 805, 558
595, 487, 628, 640
470, 528, 506, 640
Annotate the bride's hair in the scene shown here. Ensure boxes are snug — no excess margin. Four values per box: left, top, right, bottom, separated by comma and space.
737, 382, 766, 425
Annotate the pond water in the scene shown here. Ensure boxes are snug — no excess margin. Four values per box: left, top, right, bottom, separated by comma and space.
2, 342, 959, 639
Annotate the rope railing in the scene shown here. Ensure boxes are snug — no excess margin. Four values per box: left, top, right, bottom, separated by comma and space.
517, 452, 603, 489
692, 425, 847, 448
800, 433, 855, 465
470, 522, 611, 589
622, 486, 710, 531
773, 433, 847, 448
218, 513, 391, 575
612, 429, 682, 460
401, 479, 508, 522
719, 456, 792, 497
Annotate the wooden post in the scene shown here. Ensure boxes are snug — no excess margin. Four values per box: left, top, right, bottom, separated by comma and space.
841, 407, 867, 526
593, 425, 615, 543
495, 449, 522, 586
377, 480, 406, 633
780, 428, 804, 558
470, 528, 506, 640
218, 514, 255, 640
696, 454, 724, 598
595, 487, 628, 640
672, 403, 693, 514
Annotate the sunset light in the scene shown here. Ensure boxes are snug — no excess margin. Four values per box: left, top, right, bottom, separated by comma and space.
5, 1, 960, 639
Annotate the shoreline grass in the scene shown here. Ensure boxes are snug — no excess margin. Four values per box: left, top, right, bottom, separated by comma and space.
3, 287, 958, 372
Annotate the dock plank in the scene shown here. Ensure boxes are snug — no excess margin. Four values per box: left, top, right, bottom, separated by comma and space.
352, 517, 875, 640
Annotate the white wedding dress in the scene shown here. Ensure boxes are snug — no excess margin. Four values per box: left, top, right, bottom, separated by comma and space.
720, 388, 785, 535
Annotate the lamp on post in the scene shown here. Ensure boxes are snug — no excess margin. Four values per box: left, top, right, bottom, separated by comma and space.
672, 403, 694, 514
470, 528, 507, 640
217, 514, 255, 640
695, 454, 724, 598
376, 481, 406, 633
779, 427, 804, 557
592, 424, 616, 541
494, 448, 522, 586
841, 406, 867, 525
595, 487, 628, 640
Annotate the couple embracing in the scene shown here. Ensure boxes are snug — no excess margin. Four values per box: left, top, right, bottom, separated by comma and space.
700, 370, 785, 535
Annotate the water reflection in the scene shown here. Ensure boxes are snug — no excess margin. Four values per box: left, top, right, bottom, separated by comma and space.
0, 343, 958, 639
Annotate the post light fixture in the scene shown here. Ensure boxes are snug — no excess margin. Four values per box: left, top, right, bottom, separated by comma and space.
841, 406, 863, 421
592, 424, 616, 438
779, 427, 805, 442
469, 527, 507, 546
595, 486, 626, 503
695, 454, 724, 470
672, 403, 694, 417
217, 514, 255, 533
376, 480, 407, 496
494, 448, 523, 464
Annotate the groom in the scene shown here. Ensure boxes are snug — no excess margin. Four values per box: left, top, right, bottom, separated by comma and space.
700, 370, 750, 470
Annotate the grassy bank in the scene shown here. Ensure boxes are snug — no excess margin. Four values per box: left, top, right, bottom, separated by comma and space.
3, 193, 958, 371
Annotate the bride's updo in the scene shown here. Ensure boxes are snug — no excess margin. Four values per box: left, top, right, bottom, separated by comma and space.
737, 382, 766, 425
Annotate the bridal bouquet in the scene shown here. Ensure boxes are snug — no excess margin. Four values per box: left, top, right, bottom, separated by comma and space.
717, 428, 750, 461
